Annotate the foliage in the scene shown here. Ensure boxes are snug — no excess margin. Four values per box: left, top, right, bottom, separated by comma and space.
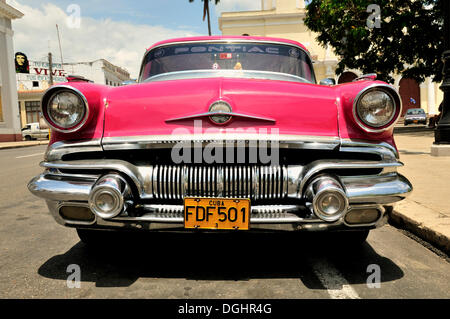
304, 0, 444, 83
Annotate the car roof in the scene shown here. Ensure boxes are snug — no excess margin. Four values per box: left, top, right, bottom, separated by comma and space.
146, 36, 309, 54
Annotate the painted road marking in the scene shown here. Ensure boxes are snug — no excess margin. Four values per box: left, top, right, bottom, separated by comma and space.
15, 152, 44, 159
309, 257, 360, 299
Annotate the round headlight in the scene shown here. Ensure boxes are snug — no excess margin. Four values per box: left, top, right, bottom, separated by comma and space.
47, 90, 86, 129
355, 89, 397, 129
42, 87, 90, 133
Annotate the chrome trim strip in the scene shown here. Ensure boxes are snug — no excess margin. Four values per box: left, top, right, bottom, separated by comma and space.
101, 134, 341, 151
111, 204, 312, 224
43, 138, 398, 163
353, 73, 377, 82
145, 69, 309, 84
45, 138, 103, 161
165, 110, 276, 123
339, 139, 399, 160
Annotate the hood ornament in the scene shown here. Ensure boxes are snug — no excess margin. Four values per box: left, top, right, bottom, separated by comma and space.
165, 100, 276, 124
208, 101, 232, 124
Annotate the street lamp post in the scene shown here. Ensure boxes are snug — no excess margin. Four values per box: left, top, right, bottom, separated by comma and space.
434, 0, 450, 149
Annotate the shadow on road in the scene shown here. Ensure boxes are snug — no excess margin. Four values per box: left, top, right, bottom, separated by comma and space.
38, 231, 404, 289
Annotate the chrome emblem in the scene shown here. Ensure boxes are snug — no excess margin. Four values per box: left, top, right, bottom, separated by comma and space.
209, 101, 232, 124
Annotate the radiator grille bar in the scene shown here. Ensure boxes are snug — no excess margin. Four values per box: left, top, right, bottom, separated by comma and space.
150, 165, 288, 201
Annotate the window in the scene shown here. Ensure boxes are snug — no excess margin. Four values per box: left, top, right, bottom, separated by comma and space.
406, 108, 425, 115
141, 42, 316, 83
25, 101, 41, 124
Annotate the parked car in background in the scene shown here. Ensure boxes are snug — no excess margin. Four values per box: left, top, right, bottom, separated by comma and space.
404, 108, 427, 125
28, 36, 412, 246
21, 122, 49, 140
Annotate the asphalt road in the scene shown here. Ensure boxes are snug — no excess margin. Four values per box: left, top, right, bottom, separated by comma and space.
1, 145, 449, 299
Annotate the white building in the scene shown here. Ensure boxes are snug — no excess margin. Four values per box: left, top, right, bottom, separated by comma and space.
0, 0, 23, 142
63, 59, 131, 87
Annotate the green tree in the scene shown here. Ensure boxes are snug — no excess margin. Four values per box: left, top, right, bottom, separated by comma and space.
189, 0, 220, 36
304, 0, 444, 83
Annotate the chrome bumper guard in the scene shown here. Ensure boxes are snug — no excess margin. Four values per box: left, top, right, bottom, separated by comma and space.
28, 161, 412, 231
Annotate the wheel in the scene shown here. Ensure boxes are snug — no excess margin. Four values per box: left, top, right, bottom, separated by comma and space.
24, 135, 32, 141
404, 123, 408, 126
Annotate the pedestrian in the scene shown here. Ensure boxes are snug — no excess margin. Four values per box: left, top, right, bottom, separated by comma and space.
429, 102, 443, 128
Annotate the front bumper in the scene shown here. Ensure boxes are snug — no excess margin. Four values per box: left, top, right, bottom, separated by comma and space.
28, 138, 412, 232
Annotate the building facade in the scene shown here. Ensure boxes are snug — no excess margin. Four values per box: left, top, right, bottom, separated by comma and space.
0, 0, 23, 142
219, 0, 443, 116
63, 59, 131, 87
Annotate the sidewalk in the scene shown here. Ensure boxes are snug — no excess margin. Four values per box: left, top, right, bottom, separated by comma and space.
393, 129, 450, 254
0, 140, 48, 150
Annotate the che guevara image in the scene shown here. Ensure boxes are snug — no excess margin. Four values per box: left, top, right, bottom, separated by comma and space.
15, 52, 29, 74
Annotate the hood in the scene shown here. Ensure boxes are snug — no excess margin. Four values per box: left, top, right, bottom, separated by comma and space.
102, 77, 339, 139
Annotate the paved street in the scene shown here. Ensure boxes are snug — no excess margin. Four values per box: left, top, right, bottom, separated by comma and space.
0, 144, 449, 299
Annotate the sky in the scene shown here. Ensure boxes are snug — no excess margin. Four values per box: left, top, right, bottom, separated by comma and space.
9, 0, 262, 78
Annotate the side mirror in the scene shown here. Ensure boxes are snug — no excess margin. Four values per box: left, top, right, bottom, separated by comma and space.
320, 78, 336, 86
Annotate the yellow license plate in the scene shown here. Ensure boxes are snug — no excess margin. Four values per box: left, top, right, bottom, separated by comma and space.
413, 120, 418, 123
184, 197, 250, 230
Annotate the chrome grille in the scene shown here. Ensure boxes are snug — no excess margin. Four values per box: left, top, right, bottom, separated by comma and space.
149, 165, 288, 201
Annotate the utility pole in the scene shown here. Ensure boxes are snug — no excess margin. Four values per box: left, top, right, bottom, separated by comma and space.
48, 52, 53, 86
56, 24, 64, 66
432, 0, 450, 155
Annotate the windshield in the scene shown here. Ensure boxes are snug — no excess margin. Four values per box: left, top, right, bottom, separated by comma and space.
140, 42, 315, 83
407, 109, 425, 115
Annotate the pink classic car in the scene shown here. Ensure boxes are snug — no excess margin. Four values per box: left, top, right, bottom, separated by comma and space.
28, 36, 412, 245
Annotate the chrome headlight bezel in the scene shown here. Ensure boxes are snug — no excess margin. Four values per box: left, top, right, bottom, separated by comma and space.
352, 84, 402, 133
41, 85, 89, 133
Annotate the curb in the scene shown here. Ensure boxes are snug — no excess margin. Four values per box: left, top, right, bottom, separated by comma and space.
0, 141, 49, 150
389, 201, 450, 255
